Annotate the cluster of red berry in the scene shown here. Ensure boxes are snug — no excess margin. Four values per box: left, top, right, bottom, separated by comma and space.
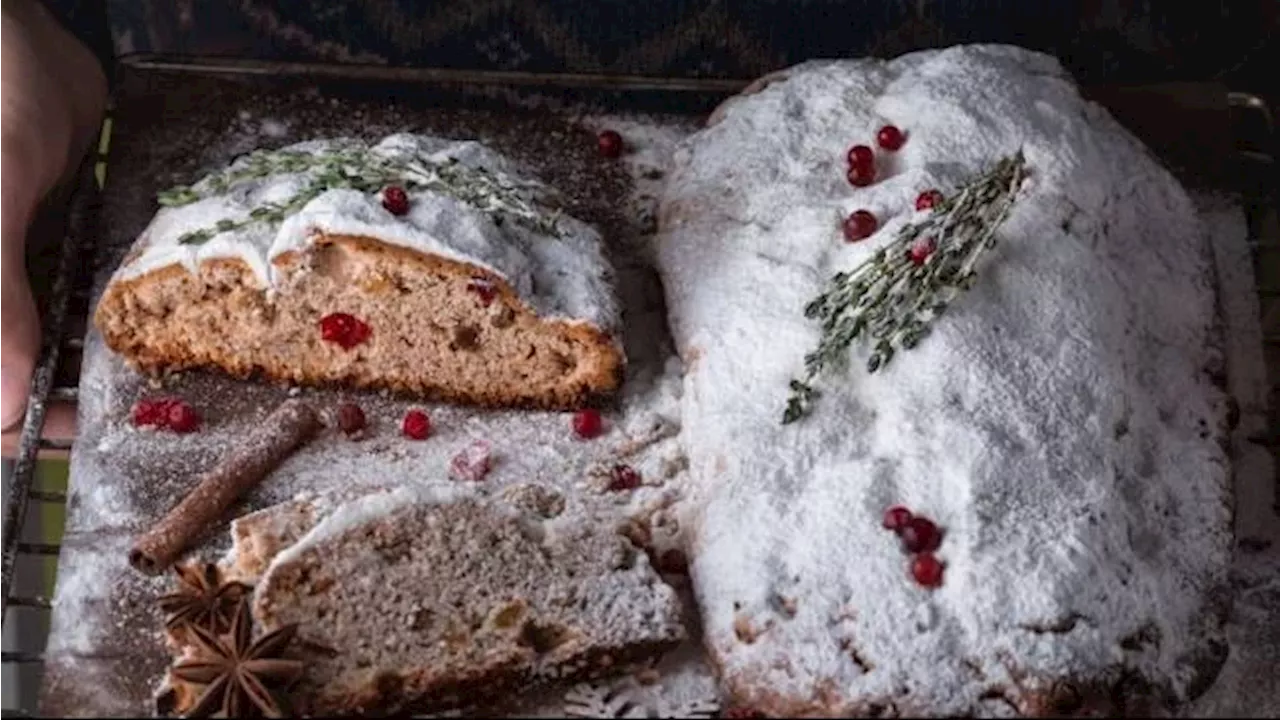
841, 125, 944, 267
882, 505, 946, 588
130, 396, 202, 434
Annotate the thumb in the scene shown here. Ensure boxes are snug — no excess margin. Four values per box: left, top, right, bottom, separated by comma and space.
1, 248, 40, 432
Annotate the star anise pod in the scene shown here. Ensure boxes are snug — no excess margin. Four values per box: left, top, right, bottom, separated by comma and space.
159, 562, 250, 636
172, 598, 304, 718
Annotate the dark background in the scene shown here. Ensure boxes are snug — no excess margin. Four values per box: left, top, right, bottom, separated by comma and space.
48, 0, 1278, 94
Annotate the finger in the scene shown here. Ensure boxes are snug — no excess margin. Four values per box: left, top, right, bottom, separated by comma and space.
1, 256, 41, 431
1, 400, 77, 459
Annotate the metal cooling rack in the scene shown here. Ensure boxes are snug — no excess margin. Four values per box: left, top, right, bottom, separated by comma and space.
0, 82, 1275, 717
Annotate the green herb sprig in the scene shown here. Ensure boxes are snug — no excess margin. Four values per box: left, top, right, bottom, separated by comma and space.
157, 143, 563, 245
782, 151, 1028, 424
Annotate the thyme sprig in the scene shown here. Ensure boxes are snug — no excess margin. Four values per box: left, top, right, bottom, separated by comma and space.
157, 143, 563, 245
782, 151, 1029, 424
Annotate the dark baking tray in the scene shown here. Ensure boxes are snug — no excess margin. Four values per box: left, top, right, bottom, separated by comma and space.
3, 55, 1275, 717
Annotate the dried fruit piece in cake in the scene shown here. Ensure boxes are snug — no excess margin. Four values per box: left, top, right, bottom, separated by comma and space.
656, 46, 1232, 716
94, 134, 623, 410
250, 487, 686, 715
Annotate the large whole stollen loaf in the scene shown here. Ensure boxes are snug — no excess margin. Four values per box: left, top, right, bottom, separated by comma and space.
249, 487, 686, 715
655, 45, 1233, 716
94, 134, 623, 409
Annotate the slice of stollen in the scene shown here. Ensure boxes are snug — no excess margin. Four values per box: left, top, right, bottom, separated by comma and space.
94, 134, 623, 409
249, 486, 686, 715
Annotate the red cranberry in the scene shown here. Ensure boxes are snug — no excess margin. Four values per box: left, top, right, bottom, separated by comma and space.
336, 403, 366, 436
900, 517, 942, 554
842, 210, 878, 243
912, 553, 945, 588
319, 312, 372, 350
131, 397, 178, 428
882, 505, 913, 531
572, 409, 604, 439
846, 163, 875, 187
876, 124, 906, 151
608, 464, 642, 492
382, 186, 410, 216
846, 144, 874, 169
166, 401, 202, 434
401, 409, 431, 440
721, 707, 765, 719
466, 277, 498, 306
658, 548, 689, 575
915, 189, 944, 211
597, 130, 624, 158
450, 440, 493, 482
908, 237, 936, 266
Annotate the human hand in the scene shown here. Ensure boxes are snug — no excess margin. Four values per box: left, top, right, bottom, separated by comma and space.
2, 0, 106, 451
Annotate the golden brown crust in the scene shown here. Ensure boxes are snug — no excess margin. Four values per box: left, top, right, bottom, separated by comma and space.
94, 234, 624, 410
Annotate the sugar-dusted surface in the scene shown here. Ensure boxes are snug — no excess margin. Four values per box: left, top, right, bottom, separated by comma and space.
42, 69, 707, 717
657, 45, 1236, 715
1183, 194, 1280, 719
114, 134, 620, 331
39, 61, 1277, 718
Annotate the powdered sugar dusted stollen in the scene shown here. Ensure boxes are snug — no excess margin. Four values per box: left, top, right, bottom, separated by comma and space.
250, 486, 686, 714
94, 134, 623, 409
656, 45, 1233, 716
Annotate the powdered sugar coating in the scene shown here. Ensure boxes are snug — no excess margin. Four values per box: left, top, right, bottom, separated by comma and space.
657, 45, 1232, 713
112, 133, 620, 332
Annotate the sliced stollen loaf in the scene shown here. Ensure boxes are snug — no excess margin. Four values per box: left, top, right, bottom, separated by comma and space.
246, 487, 686, 715
94, 134, 623, 409
656, 45, 1233, 715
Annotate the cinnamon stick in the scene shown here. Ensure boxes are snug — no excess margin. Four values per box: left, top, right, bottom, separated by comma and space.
129, 399, 321, 575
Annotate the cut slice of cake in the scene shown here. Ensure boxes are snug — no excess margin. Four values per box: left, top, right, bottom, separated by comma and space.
246, 487, 686, 715
656, 45, 1233, 716
94, 134, 623, 409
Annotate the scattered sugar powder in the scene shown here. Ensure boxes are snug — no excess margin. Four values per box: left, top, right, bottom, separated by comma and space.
47, 50, 1276, 716
656, 45, 1234, 713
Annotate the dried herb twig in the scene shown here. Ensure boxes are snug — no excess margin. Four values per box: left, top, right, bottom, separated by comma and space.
157, 143, 563, 245
782, 151, 1029, 424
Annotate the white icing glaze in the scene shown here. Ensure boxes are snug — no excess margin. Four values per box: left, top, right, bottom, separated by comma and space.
260, 484, 472, 578
114, 133, 620, 331
656, 45, 1232, 712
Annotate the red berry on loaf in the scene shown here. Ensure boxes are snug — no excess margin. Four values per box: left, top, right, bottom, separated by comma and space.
915, 189, 944, 211
466, 277, 498, 306
846, 144, 874, 169
882, 505, 913, 531
608, 464, 642, 492
597, 130, 624, 158
900, 517, 942, 554
876, 124, 905, 151
450, 440, 493, 482
912, 553, 945, 588
908, 237, 936, 266
572, 409, 604, 439
846, 163, 875, 187
401, 409, 431, 440
842, 210, 878, 243
319, 312, 371, 350
336, 403, 366, 436
382, 186, 410, 215
166, 401, 202, 434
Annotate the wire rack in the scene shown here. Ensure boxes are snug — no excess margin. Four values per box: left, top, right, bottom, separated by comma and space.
0, 86, 1275, 716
